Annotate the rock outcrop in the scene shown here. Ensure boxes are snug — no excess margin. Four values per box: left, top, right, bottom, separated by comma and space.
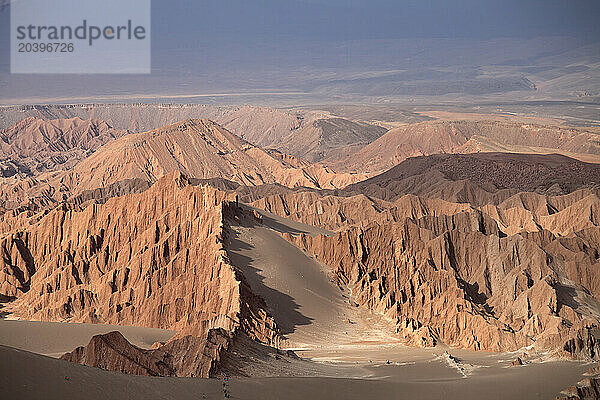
60, 328, 236, 378
510, 357, 524, 367
556, 364, 600, 400
251, 191, 471, 232
285, 198, 600, 357
61, 331, 176, 376
1, 172, 279, 376
2, 111, 600, 384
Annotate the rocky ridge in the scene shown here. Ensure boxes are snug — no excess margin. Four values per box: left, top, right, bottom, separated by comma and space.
0, 119, 367, 213
0, 105, 388, 164
338, 152, 600, 205
0, 172, 280, 377
332, 120, 600, 173
556, 364, 600, 400
283, 197, 600, 357
1, 112, 600, 390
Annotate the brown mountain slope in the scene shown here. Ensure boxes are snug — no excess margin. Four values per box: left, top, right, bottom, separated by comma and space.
3, 160, 600, 381
274, 117, 387, 163
210, 105, 303, 147
221, 153, 600, 359
0, 105, 388, 165
331, 120, 600, 173
338, 152, 600, 205
0, 119, 367, 213
97, 105, 387, 164
0, 173, 278, 376
0, 117, 127, 178
241, 154, 600, 239
0, 104, 301, 139
61, 119, 365, 193
148, 154, 600, 237
216, 106, 387, 161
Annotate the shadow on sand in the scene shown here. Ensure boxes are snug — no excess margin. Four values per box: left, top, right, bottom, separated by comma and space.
225, 227, 313, 337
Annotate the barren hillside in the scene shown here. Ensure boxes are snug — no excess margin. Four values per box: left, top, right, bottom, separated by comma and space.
0, 119, 367, 213
0, 117, 127, 177
338, 152, 600, 204
332, 120, 600, 173
0, 173, 277, 377
0, 105, 388, 164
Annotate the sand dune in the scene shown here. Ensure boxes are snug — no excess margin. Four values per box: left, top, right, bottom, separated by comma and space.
225, 204, 398, 352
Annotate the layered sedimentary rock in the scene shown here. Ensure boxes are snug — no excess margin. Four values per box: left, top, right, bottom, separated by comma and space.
249, 184, 600, 239
0, 173, 278, 376
0, 117, 128, 211
61, 331, 176, 376
61, 329, 232, 378
64, 118, 366, 192
2, 111, 600, 383
285, 198, 600, 357
252, 191, 470, 232
0, 105, 388, 164
556, 364, 600, 400
274, 116, 387, 163
229, 154, 600, 231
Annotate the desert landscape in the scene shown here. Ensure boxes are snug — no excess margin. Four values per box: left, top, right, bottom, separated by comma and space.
1, 1, 600, 399
0, 102, 598, 400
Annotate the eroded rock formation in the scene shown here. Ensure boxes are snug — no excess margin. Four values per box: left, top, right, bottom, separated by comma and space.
0, 117, 127, 177
556, 364, 600, 400
1, 172, 279, 376
0, 119, 368, 213
61, 330, 176, 376
284, 197, 600, 357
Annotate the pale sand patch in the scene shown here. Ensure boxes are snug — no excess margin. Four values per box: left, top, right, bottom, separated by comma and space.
0, 344, 590, 400
222, 207, 591, 399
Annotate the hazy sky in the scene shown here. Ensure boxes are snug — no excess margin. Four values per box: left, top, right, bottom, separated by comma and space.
3, 0, 599, 59
151, 0, 600, 43
0, 0, 598, 103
